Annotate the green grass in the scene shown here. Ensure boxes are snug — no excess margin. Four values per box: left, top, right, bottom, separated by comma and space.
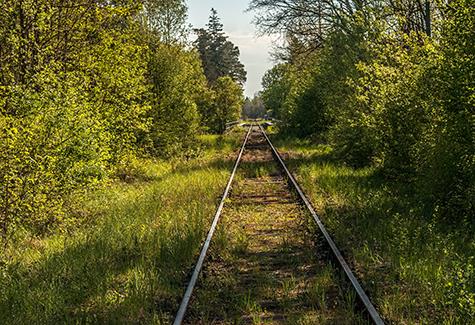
2, 127, 472, 324
0, 131, 243, 324
185, 139, 369, 324
273, 136, 475, 324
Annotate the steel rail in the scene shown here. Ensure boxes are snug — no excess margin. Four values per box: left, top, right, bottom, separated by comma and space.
258, 125, 385, 325
173, 126, 252, 325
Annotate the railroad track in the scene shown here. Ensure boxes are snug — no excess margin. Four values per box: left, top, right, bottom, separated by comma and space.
174, 125, 384, 324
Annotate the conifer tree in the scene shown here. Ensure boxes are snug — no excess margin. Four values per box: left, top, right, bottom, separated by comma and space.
193, 8, 247, 85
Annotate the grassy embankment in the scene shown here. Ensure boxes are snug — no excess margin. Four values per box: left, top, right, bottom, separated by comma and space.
273, 134, 474, 324
0, 130, 244, 324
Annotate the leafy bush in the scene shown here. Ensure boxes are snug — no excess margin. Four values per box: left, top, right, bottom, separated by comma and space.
416, 0, 475, 224
260, 2, 473, 221
0, 68, 110, 238
145, 44, 205, 157
336, 33, 435, 173
0, 0, 246, 240
209, 76, 244, 134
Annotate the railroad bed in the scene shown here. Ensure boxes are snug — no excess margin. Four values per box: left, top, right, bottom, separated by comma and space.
174, 126, 383, 324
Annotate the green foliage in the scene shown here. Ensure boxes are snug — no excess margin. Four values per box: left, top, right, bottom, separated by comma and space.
0, 68, 109, 238
190, 9, 246, 134
0, 3, 150, 237
0, 0, 236, 239
242, 96, 266, 119
261, 62, 316, 135
193, 9, 247, 85
204, 76, 244, 134
260, 63, 293, 122
80, 28, 149, 165
257, 1, 474, 319
258, 1, 474, 219
273, 137, 474, 323
417, 0, 475, 224
144, 44, 206, 157
0, 133, 240, 323
331, 32, 434, 170
0, 0, 152, 239
140, 0, 189, 44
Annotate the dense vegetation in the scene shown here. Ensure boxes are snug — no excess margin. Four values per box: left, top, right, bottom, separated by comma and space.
252, 0, 474, 321
274, 137, 474, 323
193, 8, 246, 133
194, 8, 247, 86
1, 0, 473, 322
242, 96, 266, 119
0, 131, 243, 323
0, 2, 245, 242
253, 0, 473, 223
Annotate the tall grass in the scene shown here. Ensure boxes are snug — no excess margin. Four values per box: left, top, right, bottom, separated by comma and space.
274, 136, 475, 324
0, 132, 242, 324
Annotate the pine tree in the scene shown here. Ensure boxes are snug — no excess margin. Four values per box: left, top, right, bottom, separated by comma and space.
193, 8, 247, 85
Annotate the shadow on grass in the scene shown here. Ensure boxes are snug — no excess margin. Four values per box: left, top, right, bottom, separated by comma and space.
1, 156, 238, 324
269, 134, 475, 323
187, 242, 363, 324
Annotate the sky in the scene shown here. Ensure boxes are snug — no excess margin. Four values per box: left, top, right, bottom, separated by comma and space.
186, 0, 276, 98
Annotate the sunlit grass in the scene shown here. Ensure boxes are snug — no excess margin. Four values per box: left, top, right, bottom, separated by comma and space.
0, 132, 243, 324
184, 140, 369, 324
273, 135, 475, 324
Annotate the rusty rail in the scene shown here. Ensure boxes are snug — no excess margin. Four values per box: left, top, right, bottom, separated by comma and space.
173, 124, 384, 324
258, 124, 384, 325
173, 126, 252, 325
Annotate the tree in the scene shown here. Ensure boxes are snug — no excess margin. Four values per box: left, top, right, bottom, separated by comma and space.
248, 0, 331, 53
144, 44, 206, 157
261, 64, 291, 120
0, 0, 148, 238
383, 0, 435, 36
248, 0, 438, 59
140, 0, 188, 44
242, 95, 267, 119
193, 9, 247, 85
420, 0, 475, 223
209, 76, 244, 134
0, 0, 214, 238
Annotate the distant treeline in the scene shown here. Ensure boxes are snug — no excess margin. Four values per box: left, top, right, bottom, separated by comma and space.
0, 1, 245, 240
242, 96, 266, 119
253, 0, 474, 225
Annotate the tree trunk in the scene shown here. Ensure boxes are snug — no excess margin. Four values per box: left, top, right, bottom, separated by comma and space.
425, 1, 432, 37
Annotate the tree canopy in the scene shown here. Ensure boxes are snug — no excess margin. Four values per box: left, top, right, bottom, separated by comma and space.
255, 0, 474, 224
0, 1, 245, 240
194, 9, 247, 85
242, 96, 267, 119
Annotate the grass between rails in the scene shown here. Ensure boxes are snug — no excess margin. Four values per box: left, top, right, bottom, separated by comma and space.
0, 130, 244, 324
272, 135, 475, 324
186, 129, 368, 324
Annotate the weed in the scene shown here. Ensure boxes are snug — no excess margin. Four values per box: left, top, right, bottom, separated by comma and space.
280, 276, 297, 310
273, 135, 475, 323
185, 130, 366, 323
0, 133, 241, 323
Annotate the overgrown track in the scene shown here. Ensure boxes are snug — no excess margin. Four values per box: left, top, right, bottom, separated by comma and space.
174, 125, 384, 324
